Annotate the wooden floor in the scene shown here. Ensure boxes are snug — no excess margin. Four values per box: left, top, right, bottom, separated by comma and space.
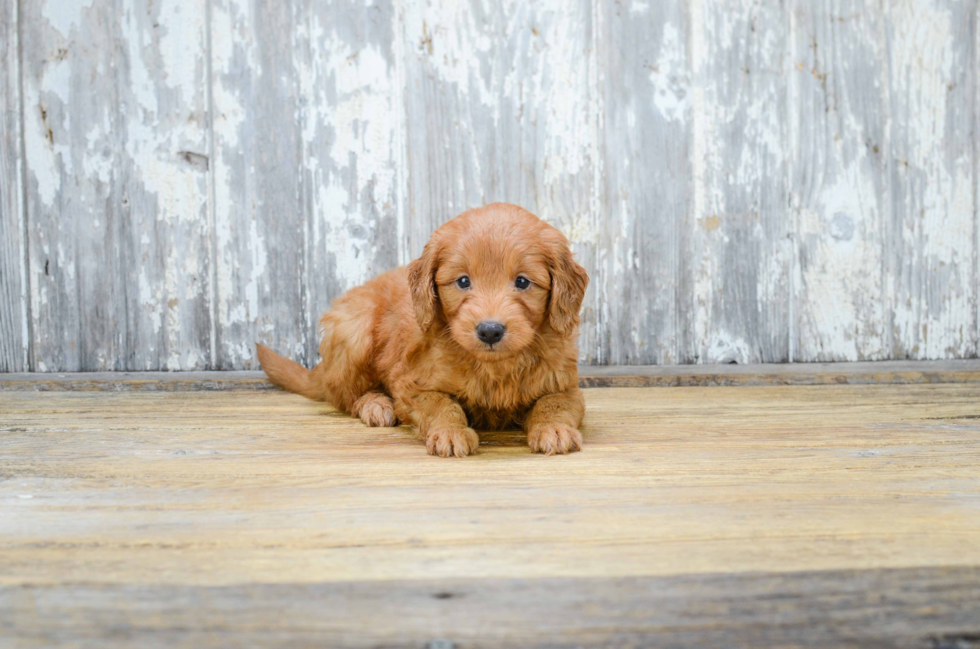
2, 379, 980, 647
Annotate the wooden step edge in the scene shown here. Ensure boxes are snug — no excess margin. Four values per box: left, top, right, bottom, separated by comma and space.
2, 360, 979, 391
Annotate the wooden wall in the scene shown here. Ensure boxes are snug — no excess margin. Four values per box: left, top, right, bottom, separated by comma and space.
0, 0, 977, 371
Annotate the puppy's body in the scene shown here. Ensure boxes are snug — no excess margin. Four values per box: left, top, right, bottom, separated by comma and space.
258, 203, 588, 457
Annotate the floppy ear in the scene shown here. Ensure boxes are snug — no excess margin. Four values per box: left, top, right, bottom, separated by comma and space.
407, 240, 440, 333
548, 239, 590, 338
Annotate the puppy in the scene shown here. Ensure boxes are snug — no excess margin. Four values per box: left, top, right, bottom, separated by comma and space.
257, 202, 589, 457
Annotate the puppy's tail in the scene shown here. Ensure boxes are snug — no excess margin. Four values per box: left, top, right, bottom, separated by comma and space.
256, 343, 326, 401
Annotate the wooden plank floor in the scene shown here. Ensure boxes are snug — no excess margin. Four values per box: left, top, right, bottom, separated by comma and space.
2, 382, 980, 647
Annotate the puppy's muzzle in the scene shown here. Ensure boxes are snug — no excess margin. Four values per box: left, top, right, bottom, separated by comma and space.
476, 321, 506, 346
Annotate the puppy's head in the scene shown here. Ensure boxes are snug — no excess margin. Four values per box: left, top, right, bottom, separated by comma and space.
407, 203, 589, 361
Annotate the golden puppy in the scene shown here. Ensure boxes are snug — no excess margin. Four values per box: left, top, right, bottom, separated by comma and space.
257, 203, 589, 457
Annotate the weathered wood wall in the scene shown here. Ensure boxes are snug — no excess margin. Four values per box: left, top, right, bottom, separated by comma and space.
0, 0, 977, 371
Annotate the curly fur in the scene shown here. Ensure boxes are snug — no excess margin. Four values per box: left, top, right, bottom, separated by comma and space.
257, 203, 589, 457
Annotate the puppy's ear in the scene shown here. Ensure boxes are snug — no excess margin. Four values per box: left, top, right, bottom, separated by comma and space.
407, 240, 440, 333
548, 236, 590, 338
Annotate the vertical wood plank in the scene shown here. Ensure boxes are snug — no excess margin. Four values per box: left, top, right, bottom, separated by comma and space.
596, 0, 693, 364
789, 0, 890, 362
691, 0, 792, 364
296, 0, 401, 363
887, 0, 976, 360
211, 0, 307, 369
211, 0, 402, 369
400, 0, 597, 360
0, 0, 28, 372
21, 0, 212, 371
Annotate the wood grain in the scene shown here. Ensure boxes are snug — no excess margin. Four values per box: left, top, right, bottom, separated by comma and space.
886, 0, 977, 360
976, 0, 980, 365
3, 568, 980, 648
5, 1, 980, 370
2, 383, 980, 645
691, 0, 792, 364
21, 0, 213, 372
210, 0, 402, 370
790, 0, 890, 362
0, 0, 27, 372
210, 0, 309, 369
595, 0, 693, 365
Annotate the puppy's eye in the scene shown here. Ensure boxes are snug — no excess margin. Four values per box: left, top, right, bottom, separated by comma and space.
514, 276, 531, 290
456, 276, 471, 290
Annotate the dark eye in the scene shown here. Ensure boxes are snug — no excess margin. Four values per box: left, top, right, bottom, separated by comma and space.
456, 276, 471, 290
515, 276, 531, 290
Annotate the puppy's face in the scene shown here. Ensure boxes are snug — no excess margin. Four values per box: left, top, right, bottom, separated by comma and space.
408, 204, 589, 361
434, 240, 551, 361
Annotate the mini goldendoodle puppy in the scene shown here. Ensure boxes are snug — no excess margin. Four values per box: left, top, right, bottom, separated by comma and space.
257, 202, 589, 457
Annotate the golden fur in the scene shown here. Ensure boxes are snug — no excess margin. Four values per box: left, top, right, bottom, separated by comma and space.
257, 203, 589, 457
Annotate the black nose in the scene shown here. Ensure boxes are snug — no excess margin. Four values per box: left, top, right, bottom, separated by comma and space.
476, 321, 506, 345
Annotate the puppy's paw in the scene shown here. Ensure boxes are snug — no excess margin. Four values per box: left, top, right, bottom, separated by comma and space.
426, 427, 480, 458
360, 401, 397, 427
527, 424, 583, 455
353, 393, 398, 427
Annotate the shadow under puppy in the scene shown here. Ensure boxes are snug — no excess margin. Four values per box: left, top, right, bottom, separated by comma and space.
257, 203, 589, 457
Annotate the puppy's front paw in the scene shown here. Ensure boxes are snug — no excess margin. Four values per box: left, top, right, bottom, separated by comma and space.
353, 393, 397, 427
426, 427, 480, 458
527, 424, 583, 455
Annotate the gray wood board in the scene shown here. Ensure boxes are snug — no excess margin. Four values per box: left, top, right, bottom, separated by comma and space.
2, 567, 979, 648
0, 0, 27, 372
20, 0, 213, 371
211, 0, 402, 370
691, 0, 792, 364
210, 0, 308, 369
596, 0, 694, 365
8, 0, 980, 370
886, 1, 977, 360
790, 0, 891, 362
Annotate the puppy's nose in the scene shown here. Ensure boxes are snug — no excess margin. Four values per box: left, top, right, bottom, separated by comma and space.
476, 321, 506, 345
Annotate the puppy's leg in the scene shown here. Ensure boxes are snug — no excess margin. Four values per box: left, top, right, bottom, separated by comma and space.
525, 388, 585, 455
351, 392, 397, 427
397, 392, 479, 458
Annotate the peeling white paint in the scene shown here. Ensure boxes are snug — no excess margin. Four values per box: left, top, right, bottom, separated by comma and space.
630, 1, 649, 15
888, 0, 975, 359
11, 0, 980, 371
704, 330, 753, 365
21, 0, 213, 371
244, 218, 267, 325
41, 0, 96, 38
211, 0, 251, 342
797, 160, 886, 360
302, 23, 396, 291
648, 23, 689, 124
24, 55, 73, 209
790, 4, 893, 363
